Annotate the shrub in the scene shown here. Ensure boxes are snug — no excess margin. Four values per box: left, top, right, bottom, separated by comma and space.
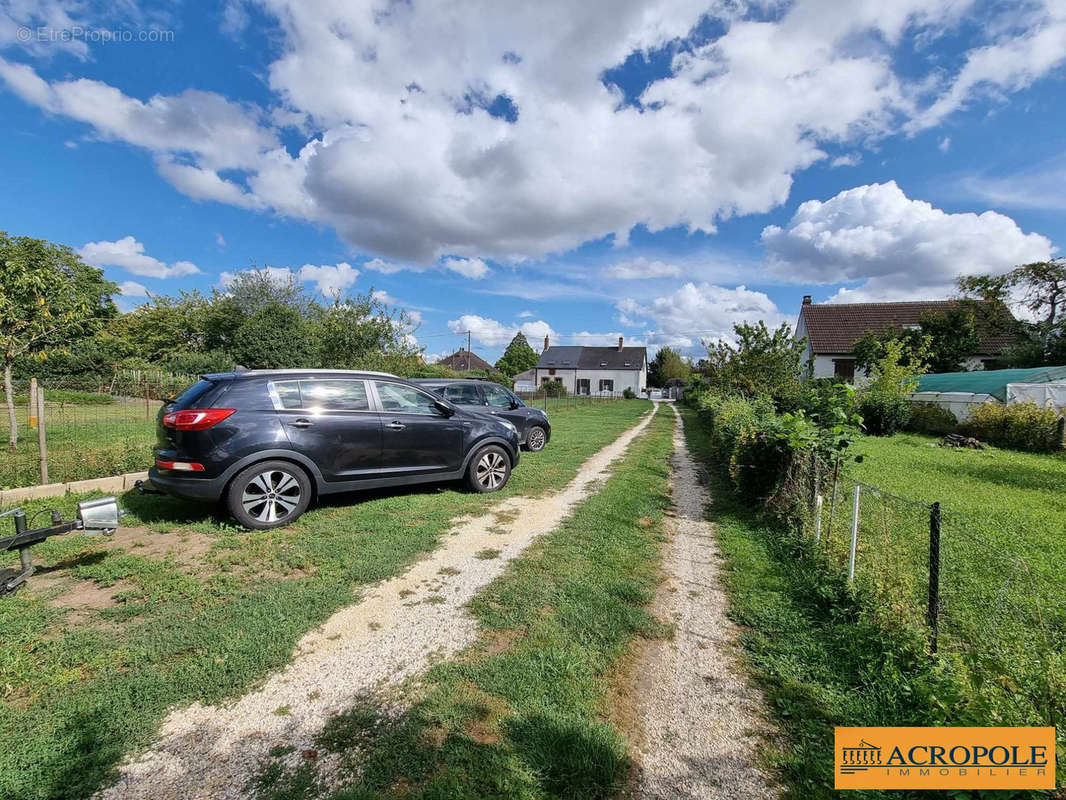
960, 402, 1064, 452
858, 394, 911, 436
543, 381, 567, 397
905, 403, 957, 436
622, 387, 636, 399
729, 422, 794, 507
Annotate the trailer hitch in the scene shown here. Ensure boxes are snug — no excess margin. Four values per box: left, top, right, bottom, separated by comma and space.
0, 497, 124, 596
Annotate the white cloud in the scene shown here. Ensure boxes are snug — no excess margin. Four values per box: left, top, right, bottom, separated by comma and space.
906, 1, 1066, 133
517, 310, 535, 318
79, 236, 201, 279
297, 262, 359, 296
938, 136, 951, 152
442, 257, 490, 279
4, 2, 1064, 266
958, 155, 1066, 211
448, 314, 556, 348
363, 258, 408, 274
617, 282, 785, 347
215, 232, 227, 248
830, 153, 862, 168
603, 258, 681, 279
762, 181, 1054, 302
117, 280, 149, 297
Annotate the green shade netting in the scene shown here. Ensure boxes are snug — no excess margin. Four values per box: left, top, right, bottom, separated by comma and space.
914, 366, 1066, 402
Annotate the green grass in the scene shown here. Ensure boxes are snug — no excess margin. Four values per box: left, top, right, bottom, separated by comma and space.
0, 400, 652, 800
846, 434, 1064, 733
680, 408, 1063, 798
248, 406, 675, 800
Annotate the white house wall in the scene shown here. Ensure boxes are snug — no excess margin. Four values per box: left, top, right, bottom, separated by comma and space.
534, 366, 646, 394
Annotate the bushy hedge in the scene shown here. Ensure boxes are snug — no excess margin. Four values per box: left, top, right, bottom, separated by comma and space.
905, 402, 958, 436
960, 402, 1064, 452
858, 394, 911, 436
543, 381, 567, 397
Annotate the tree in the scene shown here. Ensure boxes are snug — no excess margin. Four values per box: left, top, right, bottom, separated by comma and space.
230, 303, 315, 369
958, 259, 1066, 367
858, 339, 924, 435
648, 346, 690, 387
853, 308, 978, 375
702, 321, 807, 406
494, 332, 538, 378
225, 267, 314, 317
0, 233, 116, 450
310, 292, 422, 372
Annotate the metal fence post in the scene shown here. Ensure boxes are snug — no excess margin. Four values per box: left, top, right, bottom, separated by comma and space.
28, 377, 38, 430
848, 485, 860, 582
814, 495, 824, 542
36, 386, 48, 485
928, 501, 941, 654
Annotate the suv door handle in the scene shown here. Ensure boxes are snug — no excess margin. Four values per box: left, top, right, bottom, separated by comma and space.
289, 418, 313, 428
386, 421, 406, 431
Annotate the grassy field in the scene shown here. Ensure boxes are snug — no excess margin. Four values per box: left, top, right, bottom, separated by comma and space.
0, 399, 651, 800
681, 410, 1064, 797
250, 404, 675, 799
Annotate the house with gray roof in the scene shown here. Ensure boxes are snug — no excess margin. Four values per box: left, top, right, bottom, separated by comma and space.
534, 336, 647, 395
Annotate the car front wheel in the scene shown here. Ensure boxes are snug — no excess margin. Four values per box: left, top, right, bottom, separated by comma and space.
524, 425, 547, 452
227, 460, 311, 530
465, 445, 512, 493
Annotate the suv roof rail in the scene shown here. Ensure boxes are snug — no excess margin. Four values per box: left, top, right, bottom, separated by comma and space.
207, 368, 399, 379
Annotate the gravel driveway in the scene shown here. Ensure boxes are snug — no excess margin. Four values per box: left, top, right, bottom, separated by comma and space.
96, 404, 658, 800
627, 405, 780, 799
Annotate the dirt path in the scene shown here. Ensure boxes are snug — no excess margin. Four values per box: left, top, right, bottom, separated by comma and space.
627, 405, 779, 800
96, 404, 658, 800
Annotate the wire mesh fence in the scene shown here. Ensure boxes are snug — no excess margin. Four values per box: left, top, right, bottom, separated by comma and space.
0, 373, 192, 490
514, 389, 626, 413
797, 453, 1064, 728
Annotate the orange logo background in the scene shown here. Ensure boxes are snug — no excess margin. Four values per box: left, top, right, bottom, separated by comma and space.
835, 726, 1055, 790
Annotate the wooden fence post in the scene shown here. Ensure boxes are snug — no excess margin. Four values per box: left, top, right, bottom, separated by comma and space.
37, 386, 48, 484
28, 377, 38, 430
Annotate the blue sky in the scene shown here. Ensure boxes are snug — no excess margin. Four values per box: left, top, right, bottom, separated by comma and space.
1, 0, 1064, 363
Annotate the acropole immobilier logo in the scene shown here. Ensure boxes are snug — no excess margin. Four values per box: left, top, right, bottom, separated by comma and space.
835, 727, 1055, 790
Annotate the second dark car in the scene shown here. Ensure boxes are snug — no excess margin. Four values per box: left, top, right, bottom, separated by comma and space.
412, 379, 551, 452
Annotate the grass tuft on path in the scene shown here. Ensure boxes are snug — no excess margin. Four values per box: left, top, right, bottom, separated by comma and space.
250, 406, 675, 800
0, 400, 651, 800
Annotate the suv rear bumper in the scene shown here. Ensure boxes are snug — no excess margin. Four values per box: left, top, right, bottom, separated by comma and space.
148, 466, 226, 501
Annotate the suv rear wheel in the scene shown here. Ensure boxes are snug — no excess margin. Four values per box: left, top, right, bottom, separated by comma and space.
465, 445, 511, 493
227, 460, 311, 530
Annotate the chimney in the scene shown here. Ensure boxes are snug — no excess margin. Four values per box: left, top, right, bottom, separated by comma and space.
617, 336, 624, 351
544, 335, 549, 350
802, 295, 812, 305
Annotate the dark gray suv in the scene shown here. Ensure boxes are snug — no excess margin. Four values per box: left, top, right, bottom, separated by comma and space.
412, 379, 551, 452
148, 370, 521, 529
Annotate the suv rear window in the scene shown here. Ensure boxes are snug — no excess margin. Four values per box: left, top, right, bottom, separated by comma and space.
169, 379, 217, 410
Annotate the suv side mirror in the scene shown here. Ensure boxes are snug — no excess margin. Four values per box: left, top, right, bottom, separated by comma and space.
433, 400, 455, 417
509, 398, 520, 409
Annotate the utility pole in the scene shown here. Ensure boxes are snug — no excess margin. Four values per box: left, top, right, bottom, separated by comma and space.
467, 330, 471, 371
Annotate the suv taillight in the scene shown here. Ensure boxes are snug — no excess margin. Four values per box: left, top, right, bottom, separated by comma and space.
163, 408, 236, 431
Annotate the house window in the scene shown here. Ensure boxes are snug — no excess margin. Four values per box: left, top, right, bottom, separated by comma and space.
599, 379, 614, 392
541, 377, 552, 385
577, 378, 590, 395
548, 368, 556, 376
833, 359, 855, 381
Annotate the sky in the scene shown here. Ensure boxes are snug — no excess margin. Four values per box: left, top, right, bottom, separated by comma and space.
1, 0, 1064, 364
